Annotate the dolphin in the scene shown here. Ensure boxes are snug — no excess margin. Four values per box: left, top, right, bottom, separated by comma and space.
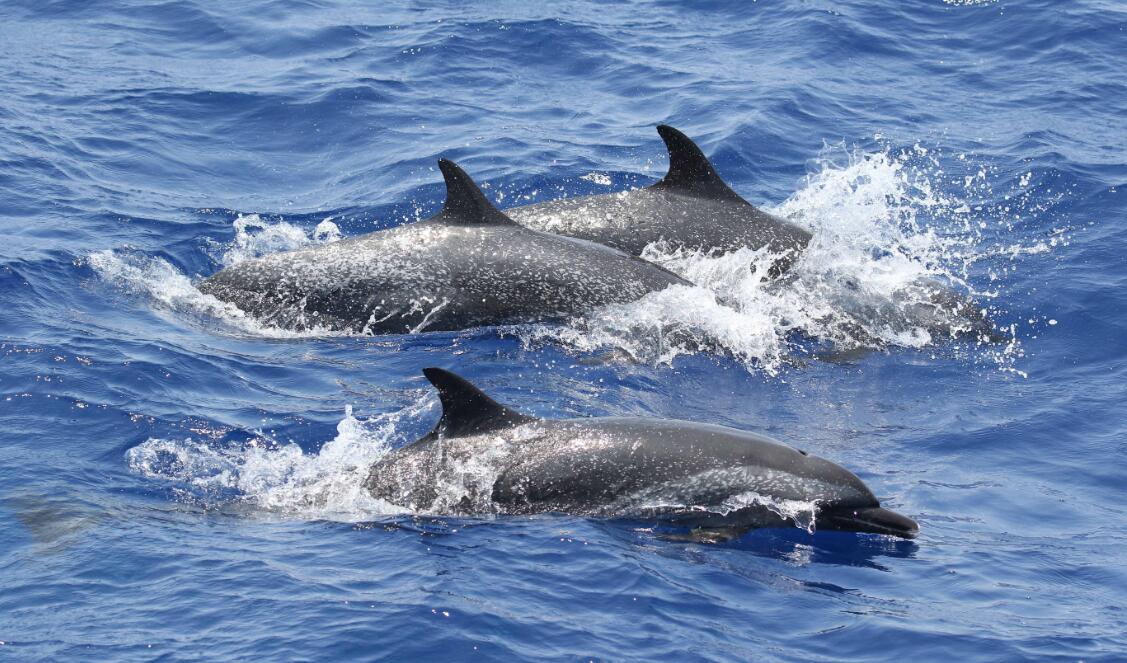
511, 125, 996, 342
506, 125, 813, 277
364, 368, 919, 539
198, 160, 689, 334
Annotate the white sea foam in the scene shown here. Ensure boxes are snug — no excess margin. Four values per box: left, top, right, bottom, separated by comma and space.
126, 396, 532, 522
88, 214, 344, 338
219, 213, 341, 265
127, 399, 432, 521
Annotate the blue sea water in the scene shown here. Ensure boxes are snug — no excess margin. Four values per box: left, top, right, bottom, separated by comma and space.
2, 0, 1125, 660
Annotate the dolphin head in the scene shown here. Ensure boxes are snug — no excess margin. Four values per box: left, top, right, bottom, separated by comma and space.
778, 450, 919, 539
817, 504, 919, 539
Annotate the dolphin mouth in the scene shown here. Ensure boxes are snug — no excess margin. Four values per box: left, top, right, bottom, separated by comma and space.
820, 506, 919, 539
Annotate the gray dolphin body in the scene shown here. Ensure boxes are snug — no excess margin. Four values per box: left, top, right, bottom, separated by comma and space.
506, 125, 812, 277
198, 160, 689, 334
364, 368, 919, 539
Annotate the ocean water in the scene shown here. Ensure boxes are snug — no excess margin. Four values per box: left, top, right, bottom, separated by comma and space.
2, 0, 1125, 660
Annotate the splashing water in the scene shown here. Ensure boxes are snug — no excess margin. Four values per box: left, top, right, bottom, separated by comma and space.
127, 399, 523, 524
218, 214, 341, 265
88, 214, 345, 338
127, 398, 432, 521
600, 467, 823, 532
727, 492, 819, 532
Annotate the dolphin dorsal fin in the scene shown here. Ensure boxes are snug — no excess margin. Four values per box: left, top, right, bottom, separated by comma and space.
422, 367, 534, 437
435, 159, 519, 226
653, 125, 738, 198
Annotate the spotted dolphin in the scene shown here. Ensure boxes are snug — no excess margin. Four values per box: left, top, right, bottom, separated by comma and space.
199, 160, 689, 334
506, 125, 813, 277
510, 125, 995, 340
365, 368, 919, 539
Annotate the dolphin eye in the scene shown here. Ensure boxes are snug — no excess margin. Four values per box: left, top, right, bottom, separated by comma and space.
798, 449, 808, 456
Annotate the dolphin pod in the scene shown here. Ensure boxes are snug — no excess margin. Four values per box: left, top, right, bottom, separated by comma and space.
364, 368, 919, 539
200, 124, 990, 342
200, 159, 688, 334
190, 127, 954, 540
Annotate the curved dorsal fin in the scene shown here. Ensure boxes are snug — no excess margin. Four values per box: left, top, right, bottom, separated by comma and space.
652, 125, 738, 198
434, 159, 518, 226
422, 367, 534, 437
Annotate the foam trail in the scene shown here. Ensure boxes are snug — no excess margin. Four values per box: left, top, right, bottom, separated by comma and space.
127, 397, 433, 521
89, 215, 344, 338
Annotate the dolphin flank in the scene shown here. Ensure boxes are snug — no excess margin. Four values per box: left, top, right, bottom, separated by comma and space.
198, 160, 689, 334
506, 125, 813, 277
364, 368, 919, 539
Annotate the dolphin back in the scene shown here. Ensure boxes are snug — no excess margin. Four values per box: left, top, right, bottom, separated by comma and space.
506, 125, 811, 273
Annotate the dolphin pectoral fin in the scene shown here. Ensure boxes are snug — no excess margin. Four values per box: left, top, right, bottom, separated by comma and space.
690, 526, 752, 544
422, 367, 536, 438
659, 526, 751, 544
812, 346, 875, 365
435, 159, 521, 227
652, 125, 739, 199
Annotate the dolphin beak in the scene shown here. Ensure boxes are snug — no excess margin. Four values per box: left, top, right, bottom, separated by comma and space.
821, 506, 919, 539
